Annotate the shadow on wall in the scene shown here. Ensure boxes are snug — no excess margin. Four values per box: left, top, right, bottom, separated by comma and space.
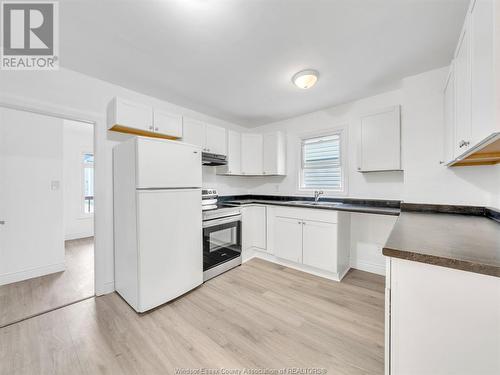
450, 164, 500, 207
359, 170, 404, 185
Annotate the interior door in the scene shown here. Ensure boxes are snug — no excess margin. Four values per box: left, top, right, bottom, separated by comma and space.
0, 108, 65, 284
273, 216, 302, 263
302, 220, 337, 272
137, 188, 202, 312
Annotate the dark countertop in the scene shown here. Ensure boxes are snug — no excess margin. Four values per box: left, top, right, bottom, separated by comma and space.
383, 211, 500, 277
221, 198, 401, 216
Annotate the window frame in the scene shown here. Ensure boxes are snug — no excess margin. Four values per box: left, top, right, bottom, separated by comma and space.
81, 151, 94, 217
297, 126, 348, 196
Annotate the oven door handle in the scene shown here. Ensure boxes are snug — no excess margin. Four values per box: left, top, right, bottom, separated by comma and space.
203, 215, 242, 228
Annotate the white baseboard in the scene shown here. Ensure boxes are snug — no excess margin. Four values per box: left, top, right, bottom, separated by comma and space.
350, 259, 386, 276
0, 262, 66, 286
65, 232, 94, 241
245, 250, 346, 282
95, 281, 114, 296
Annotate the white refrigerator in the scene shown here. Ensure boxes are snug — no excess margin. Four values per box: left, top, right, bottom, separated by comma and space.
113, 137, 203, 312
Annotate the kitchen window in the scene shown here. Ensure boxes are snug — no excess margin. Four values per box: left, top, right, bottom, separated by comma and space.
299, 131, 344, 192
82, 153, 94, 214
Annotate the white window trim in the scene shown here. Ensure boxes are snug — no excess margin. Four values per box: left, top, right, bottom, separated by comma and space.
296, 126, 348, 196
81, 151, 94, 218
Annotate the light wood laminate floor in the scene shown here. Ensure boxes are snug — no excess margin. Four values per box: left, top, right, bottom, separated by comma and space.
0, 258, 385, 375
0, 237, 94, 327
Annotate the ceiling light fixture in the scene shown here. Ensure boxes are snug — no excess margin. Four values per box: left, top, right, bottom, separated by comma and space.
292, 69, 319, 89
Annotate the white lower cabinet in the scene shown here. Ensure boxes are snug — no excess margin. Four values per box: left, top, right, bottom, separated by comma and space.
259, 206, 350, 281
273, 216, 303, 263
387, 257, 500, 375
242, 205, 267, 255
302, 220, 337, 272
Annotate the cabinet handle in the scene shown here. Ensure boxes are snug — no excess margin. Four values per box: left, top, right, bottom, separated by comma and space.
149, 126, 154, 131
298, 221, 302, 224
0, 220, 5, 225
459, 140, 470, 148
154, 127, 159, 131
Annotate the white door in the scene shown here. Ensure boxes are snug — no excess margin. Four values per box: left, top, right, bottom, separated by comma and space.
205, 124, 227, 155
136, 138, 202, 189
0, 108, 65, 284
153, 109, 183, 138
273, 216, 303, 263
226, 130, 241, 174
302, 220, 337, 272
182, 117, 206, 149
241, 134, 263, 175
136, 189, 202, 312
454, 23, 472, 156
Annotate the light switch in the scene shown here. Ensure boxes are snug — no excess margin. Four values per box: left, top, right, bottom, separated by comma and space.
51, 180, 60, 190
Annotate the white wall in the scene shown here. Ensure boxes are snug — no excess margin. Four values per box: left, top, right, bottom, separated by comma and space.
0, 108, 65, 285
0, 67, 246, 294
63, 120, 94, 240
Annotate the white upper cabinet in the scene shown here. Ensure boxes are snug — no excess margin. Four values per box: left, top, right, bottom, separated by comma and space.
218, 130, 242, 175
107, 97, 184, 139
358, 105, 401, 172
444, 65, 456, 162
241, 134, 264, 175
205, 124, 227, 155
182, 117, 227, 156
263, 131, 286, 175
454, 22, 472, 156
107, 97, 153, 132
182, 117, 206, 148
444, 0, 500, 166
470, 0, 496, 145
153, 110, 183, 138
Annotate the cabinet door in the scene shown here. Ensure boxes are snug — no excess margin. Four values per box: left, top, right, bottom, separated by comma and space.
226, 130, 241, 174
153, 110, 183, 138
263, 131, 286, 175
273, 216, 302, 263
444, 66, 456, 163
454, 22, 472, 156
242, 206, 267, 251
110, 97, 153, 132
205, 124, 227, 155
241, 134, 263, 175
470, 0, 495, 145
302, 220, 337, 272
359, 106, 401, 171
182, 117, 206, 149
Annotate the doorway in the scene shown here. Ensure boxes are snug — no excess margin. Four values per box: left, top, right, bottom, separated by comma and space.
0, 107, 95, 327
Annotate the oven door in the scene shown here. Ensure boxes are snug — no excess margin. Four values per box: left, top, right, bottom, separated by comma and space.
202, 215, 241, 272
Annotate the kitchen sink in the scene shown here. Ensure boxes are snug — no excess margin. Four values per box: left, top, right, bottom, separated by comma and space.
287, 200, 342, 207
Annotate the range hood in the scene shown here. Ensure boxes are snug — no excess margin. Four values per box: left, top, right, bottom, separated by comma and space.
202, 152, 227, 166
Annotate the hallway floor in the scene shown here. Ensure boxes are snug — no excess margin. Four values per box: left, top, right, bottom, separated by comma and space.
0, 237, 94, 327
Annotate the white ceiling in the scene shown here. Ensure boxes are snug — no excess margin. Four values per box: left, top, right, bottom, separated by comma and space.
60, 0, 469, 127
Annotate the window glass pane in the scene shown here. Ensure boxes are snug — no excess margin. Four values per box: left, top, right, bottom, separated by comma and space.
301, 133, 342, 190
83, 153, 94, 214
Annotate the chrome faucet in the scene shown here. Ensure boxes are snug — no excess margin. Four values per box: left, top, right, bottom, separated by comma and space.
314, 190, 324, 202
